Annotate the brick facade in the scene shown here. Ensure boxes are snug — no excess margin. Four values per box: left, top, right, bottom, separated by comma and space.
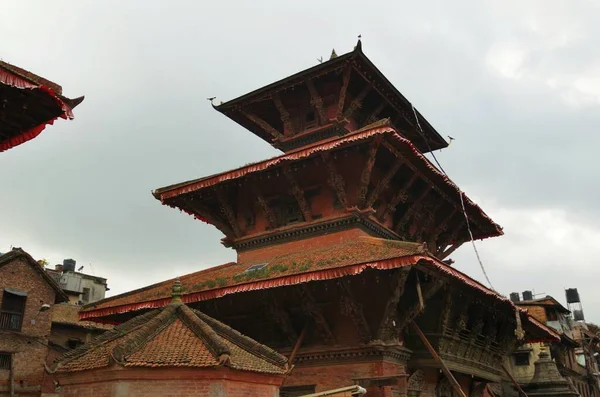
0, 255, 57, 396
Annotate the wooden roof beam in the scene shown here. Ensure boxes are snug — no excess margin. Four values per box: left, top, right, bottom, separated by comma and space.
379, 174, 418, 222
271, 92, 294, 137
299, 285, 334, 344
282, 165, 312, 222
322, 152, 348, 208
394, 186, 432, 235
338, 278, 371, 343
336, 65, 352, 121
365, 159, 404, 209
306, 79, 328, 125
214, 187, 242, 238
396, 279, 445, 332
357, 138, 380, 208
240, 110, 284, 140
342, 84, 371, 121
264, 294, 298, 345
377, 268, 410, 342
251, 183, 278, 230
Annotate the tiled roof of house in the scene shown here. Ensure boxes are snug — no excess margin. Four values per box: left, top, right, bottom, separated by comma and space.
50, 287, 288, 374
52, 303, 113, 331
0, 248, 68, 302
81, 238, 426, 318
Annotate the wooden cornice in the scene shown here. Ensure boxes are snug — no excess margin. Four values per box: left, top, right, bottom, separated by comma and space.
357, 138, 380, 208
299, 285, 334, 344
272, 92, 294, 137
365, 159, 404, 209
336, 65, 352, 120
338, 278, 371, 343
377, 268, 410, 342
379, 174, 418, 222
283, 165, 312, 222
306, 78, 328, 125
240, 110, 284, 140
322, 152, 348, 208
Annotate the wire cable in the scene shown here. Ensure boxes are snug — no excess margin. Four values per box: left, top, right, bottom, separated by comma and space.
410, 105, 495, 290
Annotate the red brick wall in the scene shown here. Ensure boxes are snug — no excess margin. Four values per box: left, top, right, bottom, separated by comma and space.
0, 256, 56, 395
55, 366, 282, 397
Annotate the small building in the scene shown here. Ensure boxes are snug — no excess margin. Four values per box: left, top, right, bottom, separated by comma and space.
48, 281, 288, 397
46, 260, 109, 305
0, 248, 68, 396
49, 302, 113, 351
0, 60, 83, 153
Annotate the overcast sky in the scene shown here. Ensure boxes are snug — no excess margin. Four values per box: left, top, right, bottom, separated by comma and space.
2, 1, 599, 321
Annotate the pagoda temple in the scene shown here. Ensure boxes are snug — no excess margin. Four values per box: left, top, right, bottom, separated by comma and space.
81, 42, 560, 396
0, 60, 83, 152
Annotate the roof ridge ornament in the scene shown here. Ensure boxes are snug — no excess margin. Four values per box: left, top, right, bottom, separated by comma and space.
171, 279, 183, 304
330, 49, 338, 60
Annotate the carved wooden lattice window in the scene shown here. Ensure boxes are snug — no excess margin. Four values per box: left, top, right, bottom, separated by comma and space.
271, 196, 303, 226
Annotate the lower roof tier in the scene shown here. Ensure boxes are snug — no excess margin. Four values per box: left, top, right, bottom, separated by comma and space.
153, 120, 502, 257
79, 236, 559, 349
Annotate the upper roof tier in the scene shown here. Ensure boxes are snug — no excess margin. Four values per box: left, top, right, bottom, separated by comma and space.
0, 60, 84, 152
213, 40, 447, 153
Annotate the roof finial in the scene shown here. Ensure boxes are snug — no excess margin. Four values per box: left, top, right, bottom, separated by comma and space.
172, 279, 183, 304
355, 34, 362, 51
330, 49, 338, 60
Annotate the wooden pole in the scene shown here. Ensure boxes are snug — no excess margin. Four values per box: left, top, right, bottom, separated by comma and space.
410, 321, 467, 397
501, 364, 528, 397
288, 324, 308, 367
9, 353, 14, 397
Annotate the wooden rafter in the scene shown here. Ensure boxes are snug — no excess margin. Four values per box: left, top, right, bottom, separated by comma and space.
264, 294, 297, 344
251, 184, 278, 229
366, 101, 387, 124
438, 242, 464, 260
396, 279, 445, 332
379, 174, 419, 222
365, 159, 404, 209
336, 65, 352, 120
299, 285, 334, 344
413, 200, 444, 242
180, 196, 232, 236
357, 139, 380, 208
338, 279, 371, 343
306, 79, 328, 125
342, 84, 371, 121
377, 268, 410, 341
429, 209, 457, 251
436, 220, 466, 256
322, 152, 348, 208
241, 110, 284, 140
394, 186, 432, 234
214, 187, 242, 237
272, 92, 294, 137
282, 165, 312, 221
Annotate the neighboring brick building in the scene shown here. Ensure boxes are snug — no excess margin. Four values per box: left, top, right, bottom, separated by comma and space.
48, 281, 287, 397
0, 248, 68, 397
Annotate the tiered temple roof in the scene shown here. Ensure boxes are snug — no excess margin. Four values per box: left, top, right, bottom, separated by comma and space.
0, 60, 83, 152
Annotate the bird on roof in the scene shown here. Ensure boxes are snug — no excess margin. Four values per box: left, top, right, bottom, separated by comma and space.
317, 56, 323, 64
207, 97, 216, 105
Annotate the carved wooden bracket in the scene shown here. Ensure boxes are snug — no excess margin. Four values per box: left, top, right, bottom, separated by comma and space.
395, 186, 432, 235
377, 268, 411, 341
241, 110, 284, 140
251, 184, 278, 230
338, 279, 371, 343
430, 209, 457, 252
272, 92, 294, 137
336, 65, 352, 120
396, 279, 445, 332
282, 165, 312, 222
306, 79, 328, 125
366, 101, 387, 125
264, 294, 297, 344
299, 285, 334, 344
379, 174, 418, 222
365, 159, 404, 209
414, 200, 444, 242
214, 187, 242, 237
357, 139, 380, 208
342, 84, 371, 121
322, 152, 348, 208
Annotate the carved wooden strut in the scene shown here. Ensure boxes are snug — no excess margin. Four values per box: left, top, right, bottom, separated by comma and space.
283, 165, 312, 222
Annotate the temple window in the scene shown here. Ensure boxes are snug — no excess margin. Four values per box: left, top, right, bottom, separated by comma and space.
514, 352, 530, 366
